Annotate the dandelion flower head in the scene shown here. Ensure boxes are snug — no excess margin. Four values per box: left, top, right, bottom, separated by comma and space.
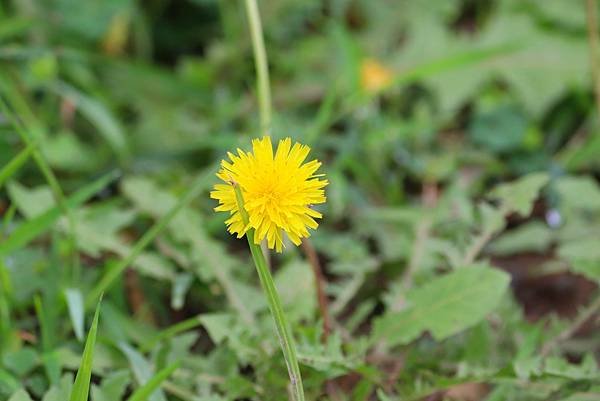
211, 136, 328, 252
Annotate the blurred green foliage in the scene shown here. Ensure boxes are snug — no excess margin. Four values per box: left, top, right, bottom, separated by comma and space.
1, 0, 600, 400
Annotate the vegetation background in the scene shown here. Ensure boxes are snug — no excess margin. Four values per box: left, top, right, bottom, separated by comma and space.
1, 0, 600, 400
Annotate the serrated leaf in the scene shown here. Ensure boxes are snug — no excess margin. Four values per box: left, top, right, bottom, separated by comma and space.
374, 266, 510, 346
490, 173, 549, 216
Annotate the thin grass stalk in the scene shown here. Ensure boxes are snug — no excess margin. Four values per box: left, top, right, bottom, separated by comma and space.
0, 262, 12, 357
0, 142, 35, 188
243, 0, 272, 136
232, 183, 305, 401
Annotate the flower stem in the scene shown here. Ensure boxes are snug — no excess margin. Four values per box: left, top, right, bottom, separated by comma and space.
233, 184, 305, 401
243, 0, 272, 136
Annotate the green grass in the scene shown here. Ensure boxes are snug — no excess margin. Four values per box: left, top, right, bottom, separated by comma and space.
1, 1, 599, 400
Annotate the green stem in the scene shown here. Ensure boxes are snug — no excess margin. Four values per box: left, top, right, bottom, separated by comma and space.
0, 141, 35, 188
0, 261, 12, 357
243, 0, 272, 136
233, 184, 305, 401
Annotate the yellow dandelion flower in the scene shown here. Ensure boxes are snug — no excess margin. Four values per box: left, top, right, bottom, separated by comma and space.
360, 58, 394, 93
210, 136, 328, 252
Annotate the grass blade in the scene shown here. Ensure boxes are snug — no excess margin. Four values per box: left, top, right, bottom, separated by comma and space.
0, 170, 118, 257
126, 361, 181, 401
0, 143, 34, 189
69, 298, 102, 401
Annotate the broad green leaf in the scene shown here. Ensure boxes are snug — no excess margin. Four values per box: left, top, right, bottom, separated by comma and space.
374, 266, 510, 346
43, 133, 99, 172
2, 347, 38, 376
490, 222, 553, 255
69, 300, 102, 401
7, 182, 54, 218
490, 173, 549, 216
469, 105, 528, 153
569, 260, 600, 283
0, 171, 118, 257
126, 361, 181, 401
556, 176, 600, 211
559, 239, 600, 262
559, 239, 600, 282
